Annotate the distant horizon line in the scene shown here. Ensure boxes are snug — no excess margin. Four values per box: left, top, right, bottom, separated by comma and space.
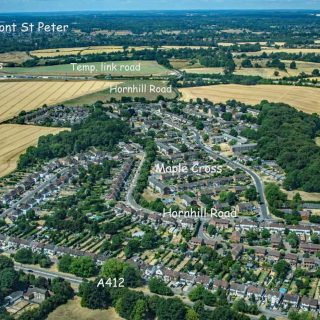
0, 9, 319, 15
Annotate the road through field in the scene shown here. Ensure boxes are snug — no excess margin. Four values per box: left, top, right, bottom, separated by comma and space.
179, 84, 320, 114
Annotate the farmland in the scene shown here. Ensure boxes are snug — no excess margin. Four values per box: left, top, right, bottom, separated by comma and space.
0, 124, 68, 177
179, 84, 320, 114
0, 51, 31, 63
30, 45, 208, 58
245, 47, 320, 56
30, 46, 153, 57
1, 60, 170, 77
182, 60, 320, 79
0, 81, 120, 122
63, 80, 177, 105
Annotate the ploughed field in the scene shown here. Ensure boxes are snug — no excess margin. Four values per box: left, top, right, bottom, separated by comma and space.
1, 60, 170, 77
179, 84, 320, 114
0, 81, 119, 122
0, 124, 68, 177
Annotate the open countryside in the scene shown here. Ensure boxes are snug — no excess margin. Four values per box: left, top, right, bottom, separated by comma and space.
182, 60, 320, 79
1, 61, 171, 77
0, 81, 120, 121
0, 124, 68, 177
179, 84, 320, 114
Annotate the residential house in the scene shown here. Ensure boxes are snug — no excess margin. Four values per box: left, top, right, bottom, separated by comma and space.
148, 176, 171, 195
267, 250, 281, 262
231, 231, 241, 243
195, 275, 211, 288
282, 294, 300, 308
300, 297, 318, 311
271, 233, 282, 248
265, 289, 281, 306
302, 258, 318, 269
24, 287, 48, 302
284, 253, 298, 268
212, 279, 229, 291
209, 218, 229, 230
231, 244, 243, 260
300, 243, 320, 254
246, 285, 265, 301
179, 272, 195, 286
229, 282, 247, 297
181, 194, 197, 207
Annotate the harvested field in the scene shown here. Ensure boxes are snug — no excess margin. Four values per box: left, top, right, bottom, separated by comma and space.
179, 84, 320, 114
2, 60, 170, 77
0, 81, 119, 121
47, 297, 124, 320
245, 47, 320, 56
0, 51, 31, 63
63, 80, 176, 106
0, 124, 68, 177
30, 45, 208, 58
30, 46, 152, 57
183, 60, 320, 78
182, 67, 224, 74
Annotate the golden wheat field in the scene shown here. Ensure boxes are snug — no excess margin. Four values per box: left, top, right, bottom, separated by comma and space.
183, 61, 320, 79
0, 51, 31, 63
245, 47, 320, 56
179, 84, 320, 114
0, 124, 69, 177
0, 81, 120, 122
30, 46, 152, 57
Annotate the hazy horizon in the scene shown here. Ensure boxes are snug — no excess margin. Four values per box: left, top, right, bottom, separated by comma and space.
1, 0, 320, 13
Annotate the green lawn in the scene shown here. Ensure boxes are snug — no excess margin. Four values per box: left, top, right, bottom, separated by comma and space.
2, 60, 171, 77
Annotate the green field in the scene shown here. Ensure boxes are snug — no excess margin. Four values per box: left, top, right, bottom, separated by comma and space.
63, 80, 177, 105
1, 60, 171, 77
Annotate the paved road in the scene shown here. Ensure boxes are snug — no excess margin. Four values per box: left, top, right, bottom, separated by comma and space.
192, 130, 271, 220
126, 153, 157, 215
14, 263, 83, 285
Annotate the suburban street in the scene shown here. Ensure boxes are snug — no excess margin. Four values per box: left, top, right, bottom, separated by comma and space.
191, 130, 271, 220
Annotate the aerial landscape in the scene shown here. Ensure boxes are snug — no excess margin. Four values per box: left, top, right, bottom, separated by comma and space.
1, 1, 320, 319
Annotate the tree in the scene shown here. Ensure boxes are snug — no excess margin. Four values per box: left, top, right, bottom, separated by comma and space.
273, 260, 290, 280
80, 281, 111, 309
14, 248, 33, 264
245, 187, 258, 201
116, 289, 145, 319
287, 232, 299, 248
156, 297, 186, 320
101, 259, 142, 288
0, 268, 19, 291
58, 255, 73, 273
261, 229, 271, 239
0, 256, 14, 270
186, 308, 200, 320
124, 239, 140, 258
70, 256, 97, 278
289, 61, 297, 69
39, 256, 52, 268
149, 277, 173, 296
131, 299, 148, 320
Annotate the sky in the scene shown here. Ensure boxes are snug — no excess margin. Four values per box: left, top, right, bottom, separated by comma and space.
1, 0, 320, 12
